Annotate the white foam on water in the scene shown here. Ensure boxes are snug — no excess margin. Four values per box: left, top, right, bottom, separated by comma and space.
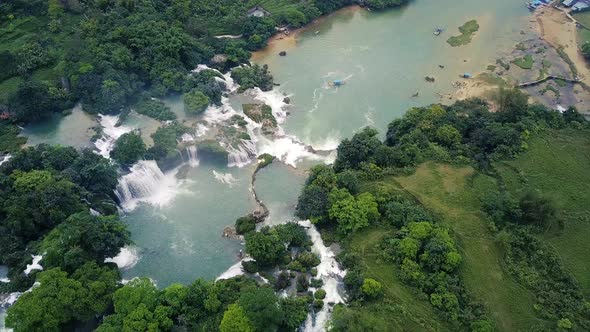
115, 160, 185, 211
120, 277, 158, 287
0, 279, 8, 283
95, 114, 132, 158
184, 145, 199, 167
180, 133, 195, 142
195, 123, 209, 137
216, 257, 253, 281
227, 140, 257, 168
105, 246, 140, 270
257, 136, 323, 168
298, 220, 346, 332
0, 292, 21, 308
250, 88, 291, 127
202, 96, 240, 125
0, 154, 11, 167
212, 170, 238, 187
23, 255, 43, 275
194, 64, 239, 93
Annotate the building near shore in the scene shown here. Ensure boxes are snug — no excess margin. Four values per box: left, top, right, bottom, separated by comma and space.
562, 0, 590, 11
247, 5, 270, 18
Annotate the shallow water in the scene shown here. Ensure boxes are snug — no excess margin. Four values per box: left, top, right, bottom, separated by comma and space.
20, 104, 96, 149
253, 0, 532, 142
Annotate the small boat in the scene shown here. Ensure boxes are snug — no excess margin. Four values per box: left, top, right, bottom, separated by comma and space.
329, 80, 345, 87
462, 73, 472, 79
434, 27, 444, 36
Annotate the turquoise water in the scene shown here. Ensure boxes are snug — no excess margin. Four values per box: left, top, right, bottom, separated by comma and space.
15, 0, 532, 287
20, 104, 96, 149
254, 0, 531, 143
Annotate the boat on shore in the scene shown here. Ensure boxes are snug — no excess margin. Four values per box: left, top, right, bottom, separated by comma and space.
434, 26, 444, 36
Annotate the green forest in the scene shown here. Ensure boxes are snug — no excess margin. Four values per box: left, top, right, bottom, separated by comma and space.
295, 89, 590, 331
2, 0, 590, 332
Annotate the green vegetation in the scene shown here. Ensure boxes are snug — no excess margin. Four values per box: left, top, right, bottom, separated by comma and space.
477, 73, 507, 87
146, 122, 190, 160
0, 0, 409, 128
294, 89, 589, 330
496, 129, 590, 296
557, 46, 579, 77
0, 121, 27, 152
134, 98, 177, 121
110, 132, 146, 165
447, 20, 480, 47
257, 153, 275, 169
513, 54, 534, 70
235, 215, 257, 235
232, 64, 274, 92
243, 103, 278, 135
184, 89, 210, 115
539, 83, 560, 97
197, 140, 229, 165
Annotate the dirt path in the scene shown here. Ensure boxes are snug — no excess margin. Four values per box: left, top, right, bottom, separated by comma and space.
535, 6, 590, 86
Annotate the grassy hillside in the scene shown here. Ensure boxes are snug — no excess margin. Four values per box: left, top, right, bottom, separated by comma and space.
342, 226, 454, 331
496, 129, 590, 296
394, 164, 542, 331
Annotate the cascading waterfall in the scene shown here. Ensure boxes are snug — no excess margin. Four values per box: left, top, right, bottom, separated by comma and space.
186, 145, 199, 167
298, 220, 346, 332
0, 154, 11, 167
227, 140, 257, 168
115, 160, 182, 211
105, 246, 140, 270
94, 114, 132, 158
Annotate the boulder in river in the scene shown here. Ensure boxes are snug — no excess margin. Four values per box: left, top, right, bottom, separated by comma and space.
425, 76, 436, 83
279, 51, 287, 56
242, 104, 278, 136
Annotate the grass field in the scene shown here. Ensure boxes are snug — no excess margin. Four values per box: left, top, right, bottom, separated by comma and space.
344, 226, 454, 331
513, 54, 534, 70
496, 128, 590, 297
394, 163, 542, 331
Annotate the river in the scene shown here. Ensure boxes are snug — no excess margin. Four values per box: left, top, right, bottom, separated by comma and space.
5, 0, 532, 330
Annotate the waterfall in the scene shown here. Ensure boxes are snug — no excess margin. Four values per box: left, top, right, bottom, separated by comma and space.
115, 160, 181, 211
228, 140, 257, 168
105, 246, 140, 270
0, 154, 11, 167
216, 258, 253, 281
23, 255, 43, 275
299, 220, 346, 332
177, 146, 199, 167
186, 145, 199, 167
94, 114, 132, 158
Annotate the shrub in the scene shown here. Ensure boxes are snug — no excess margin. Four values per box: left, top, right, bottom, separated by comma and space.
296, 274, 309, 292
314, 289, 326, 300
110, 132, 146, 165
183, 89, 210, 114
361, 278, 383, 299
236, 215, 256, 235
242, 260, 259, 274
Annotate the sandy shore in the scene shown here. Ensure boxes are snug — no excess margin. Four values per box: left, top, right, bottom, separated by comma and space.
251, 6, 363, 62
535, 6, 590, 85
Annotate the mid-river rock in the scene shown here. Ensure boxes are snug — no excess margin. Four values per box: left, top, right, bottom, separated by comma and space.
279, 51, 287, 56
242, 103, 278, 135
